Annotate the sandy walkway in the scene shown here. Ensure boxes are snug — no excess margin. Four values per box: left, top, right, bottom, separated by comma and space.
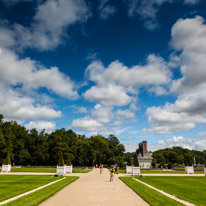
40, 168, 149, 206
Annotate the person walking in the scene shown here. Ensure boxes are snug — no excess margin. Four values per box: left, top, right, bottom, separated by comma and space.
99, 163, 103, 174
114, 163, 118, 174
110, 167, 114, 182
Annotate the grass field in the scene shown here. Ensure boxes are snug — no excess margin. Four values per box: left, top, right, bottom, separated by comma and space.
0, 175, 63, 202
120, 177, 183, 206
0, 167, 91, 173
118, 169, 204, 174
5, 176, 78, 206
134, 176, 206, 206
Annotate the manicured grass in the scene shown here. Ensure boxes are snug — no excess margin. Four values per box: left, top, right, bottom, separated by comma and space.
11, 168, 56, 173
135, 176, 206, 206
0, 175, 62, 202
1, 167, 92, 173
120, 177, 183, 206
118, 169, 204, 174
5, 176, 78, 206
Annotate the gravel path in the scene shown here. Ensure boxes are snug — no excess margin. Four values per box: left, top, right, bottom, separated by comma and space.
40, 168, 149, 206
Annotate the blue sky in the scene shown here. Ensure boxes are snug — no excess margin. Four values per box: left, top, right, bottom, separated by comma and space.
1, 0, 206, 152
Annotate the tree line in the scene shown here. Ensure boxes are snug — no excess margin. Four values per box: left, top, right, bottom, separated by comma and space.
0, 115, 125, 166
152, 146, 206, 167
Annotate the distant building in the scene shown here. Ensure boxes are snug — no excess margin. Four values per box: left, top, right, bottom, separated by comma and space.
136, 141, 153, 169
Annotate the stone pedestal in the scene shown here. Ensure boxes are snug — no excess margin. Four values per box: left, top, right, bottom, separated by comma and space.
126, 165, 132, 174
56, 165, 66, 175
132, 166, 141, 176
1, 164, 11, 172
185, 166, 194, 174
66, 165, 72, 173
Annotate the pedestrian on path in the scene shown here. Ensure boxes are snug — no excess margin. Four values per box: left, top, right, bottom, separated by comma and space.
99, 163, 103, 174
110, 167, 114, 182
114, 163, 118, 174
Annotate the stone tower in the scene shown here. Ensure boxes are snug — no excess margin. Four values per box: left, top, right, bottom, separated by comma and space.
137, 141, 153, 169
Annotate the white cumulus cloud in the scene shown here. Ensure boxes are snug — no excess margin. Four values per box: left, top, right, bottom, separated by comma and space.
84, 55, 170, 107
145, 16, 206, 134
0, 86, 62, 121
149, 136, 206, 151
0, 49, 78, 99
0, 0, 89, 51
24, 121, 56, 133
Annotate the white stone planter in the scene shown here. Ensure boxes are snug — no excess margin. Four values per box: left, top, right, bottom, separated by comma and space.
132, 166, 141, 176
204, 168, 206, 176
185, 166, 194, 174
1, 164, 11, 172
126, 165, 132, 174
66, 165, 72, 173
56, 165, 66, 175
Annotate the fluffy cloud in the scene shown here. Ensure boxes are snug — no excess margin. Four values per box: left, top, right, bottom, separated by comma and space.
126, 0, 172, 30
98, 0, 117, 20
24, 121, 56, 133
86, 55, 170, 87
82, 54, 170, 134
91, 104, 112, 124
0, 0, 89, 50
72, 106, 89, 114
145, 16, 206, 134
71, 104, 136, 135
84, 55, 170, 107
113, 109, 136, 125
0, 86, 62, 121
0, 48, 80, 122
125, 0, 201, 30
72, 117, 103, 132
0, 49, 78, 99
143, 92, 206, 134
123, 143, 139, 152
83, 84, 132, 106
171, 16, 206, 93
149, 136, 206, 151
0, 23, 16, 49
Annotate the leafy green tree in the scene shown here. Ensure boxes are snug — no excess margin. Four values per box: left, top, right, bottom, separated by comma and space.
48, 129, 69, 165
12, 122, 30, 165
89, 135, 110, 165
1, 122, 15, 161
168, 151, 178, 164
167, 162, 173, 169
152, 158, 157, 168
153, 153, 165, 164
108, 134, 125, 167
0, 128, 6, 164
184, 154, 193, 166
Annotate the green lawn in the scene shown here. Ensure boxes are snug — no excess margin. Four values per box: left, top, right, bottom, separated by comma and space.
0, 175, 62, 202
118, 169, 204, 174
4, 176, 78, 206
11, 168, 56, 173
134, 176, 206, 206
0, 167, 91, 173
120, 177, 183, 206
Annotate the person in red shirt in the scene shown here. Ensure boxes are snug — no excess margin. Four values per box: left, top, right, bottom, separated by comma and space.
99, 163, 103, 174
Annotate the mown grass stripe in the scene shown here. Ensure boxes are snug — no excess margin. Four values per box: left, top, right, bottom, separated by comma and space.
0, 177, 66, 205
132, 178, 194, 206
